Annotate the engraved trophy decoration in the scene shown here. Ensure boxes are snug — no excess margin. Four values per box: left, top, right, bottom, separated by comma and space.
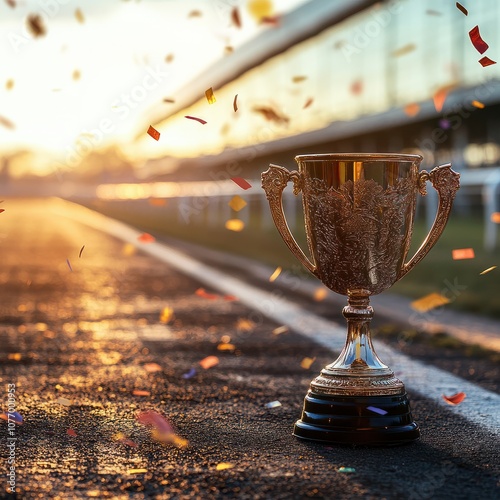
262, 153, 460, 445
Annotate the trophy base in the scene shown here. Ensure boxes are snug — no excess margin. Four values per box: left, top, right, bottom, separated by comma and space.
293, 391, 420, 446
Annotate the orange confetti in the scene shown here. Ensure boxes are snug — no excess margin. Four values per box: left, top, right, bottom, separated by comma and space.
433, 85, 453, 112
479, 56, 496, 67
300, 357, 316, 369
452, 248, 475, 260
195, 288, 219, 300
144, 362, 163, 373
205, 87, 216, 105
185, 115, 207, 124
229, 195, 247, 212
491, 212, 500, 223
132, 390, 151, 397
149, 198, 167, 206
404, 103, 420, 117
223, 294, 238, 301
303, 97, 314, 109
122, 243, 136, 256
442, 392, 466, 405
74, 8, 84, 23
391, 43, 416, 57
233, 94, 238, 112
471, 100, 485, 109
292, 75, 307, 83
216, 462, 234, 471
147, 125, 160, 141
160, 306, 174, 323
67, 428, 77, 437
231, 6, 242, 28
480, 266, 497, 275
231, 177, 251, 190
137, 233, 155, 243
313, 287, 328, 301
272, 325, 289, 335
225, 219, 245, 232
0, 115, 15, 130
456, 2, 468, 15
217, 343, 236, 351
8, 353, 22, 361
199, 355, 219, 369
410, 293, 451, 312
269, 266, 282, 282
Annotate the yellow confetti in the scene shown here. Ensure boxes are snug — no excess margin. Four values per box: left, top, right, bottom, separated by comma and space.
6, 79, 14, 90
269, 266, 282, 282
128, 469, 148, 475
300, 357, 316, 369
272, 325, 289, 335
471, 100, 485, 109
480, 266, 497, 275
160, 306, 174, 324
56, 397, 71, 406
217, 343, 236, 351
391, 43, 416, 57
8, 353, 22, 361
313, 287, 328, 301
205, 87, 216, 105
74, 8, 84, 23
122, 243, 136, 256
72, 69, 81, 81
229, 195, 247, 212
247, 0, 274, 21
292, 75, 307, 83
236, 318, 255, 331
410, 293, 451, 313
216, 462, 234, 471
225, 219, 245, 232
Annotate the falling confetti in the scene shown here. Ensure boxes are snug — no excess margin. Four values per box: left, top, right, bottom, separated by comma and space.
217, 342, 236, 351
223, 294, 238, 301
479, 56, 496, 67
410, 293, 451, 312
182, 367, 197, 379
367, 406, 388, 415
195, 288, 219, 300
8, 353, 22, 361
185, 115, 207, 124
160, 306, 174, 324
491, 212, 500, 223
452, 248, 475, 260
26, 14, 46, 37
426, 9, 442, 16
147, 125, 160, 141
300, 357, 316, 369
132, 390, 151, 397
252, 106, 289, 124
272, 325, 289, 335
247, 0, 274, 22
66, 259, 73, 272
128, 469, 148, 475
67, 428, 77, 437
115, 434, 138, 448
165, 53, 174, 63
313, 287, 328, 301
292, 75, 307, 83
433, 86, 452, 112
122, 243, 136, 256
404, 103, 420, 117
303, 97, 314, 109
231, 6, 242, 28
188, 10, 202, 17
149, 198, 167, 206
471, 100, 485, 109
216, 462, 234, 471
469, 26, 489, 54
231, 177, 252, 190
260, 15, 280, 25
5, 0, 16, 8
233, 94, 238, 112
205, 87, 216, 105
237, 318, 255, 331
456, 2, 468, 15
137, 410, 174, 434
6, 79, 14, 90
163, 97, 175, 103
78, 245, 85, 258
0, 209, 5, 214
0, 115, 15, 130
75, 8, 84, 23
265, 401, 282, 409
391, 43, 416, 57
0, 411, 23, 425
199, 356, 219, 369
442, 392, 466, 405
56, 397, 71, 406
480, 266, 497, 275
350, 80, 363, 95
225, 219, 245, 232
269, 266, 282, 282
439, 119, 451, 129
229, 195, 247, 212
72, 70, 81, 80
144, 362, 162, 373
338, 467, 356, 473
137, 233, 155, 243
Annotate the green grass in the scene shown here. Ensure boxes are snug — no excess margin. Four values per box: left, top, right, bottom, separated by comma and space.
86, 198, 500, 319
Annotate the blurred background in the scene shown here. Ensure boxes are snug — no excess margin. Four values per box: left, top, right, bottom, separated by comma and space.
1, 0, 499, 317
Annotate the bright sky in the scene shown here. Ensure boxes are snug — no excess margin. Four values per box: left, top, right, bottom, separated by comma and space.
0, 0, 307, 174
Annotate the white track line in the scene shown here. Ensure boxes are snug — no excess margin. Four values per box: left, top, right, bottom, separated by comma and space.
54, 200, 500, 437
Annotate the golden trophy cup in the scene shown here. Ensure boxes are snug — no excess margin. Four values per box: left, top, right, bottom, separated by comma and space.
262, 153, 460, 445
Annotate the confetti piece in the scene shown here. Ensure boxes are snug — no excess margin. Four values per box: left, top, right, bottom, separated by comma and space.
217, 343, 236, 351
75, 8, 84, 23
237, 318, 255, 331
5, 0, 16, 8
391, 43, 416, 57
144, 362, 162, 373
479, 56, 496, 67
231, 6, 242, 28
433, 86, 451, 112
149, 198, 167, 206
269, 266, 282, 282
292, 75, 307, 83
147, 125, 160, 141
229, 195, 247, 212
78, 245, 85, 258
439, 119, 451, 129
252, 106, 289, 124
185, 115, 207, 125
195, 288, 219, 300
205, 87, 216, 105
272, 325, 289, 335
0, 411, 23, 425
182, 367, 197, 379
313, 288, 328, 301
452, 248, 475, 260
0, 115, 15, 130
132, 390, 151, 397
426, 9, 442, 16
338, 467, 356, 473
122, 243, 136, 256
72, 69, 81, 81
480, 266, 497, 275
233, 94, 238, 112
260, 15, 280, 26
6, 79, 14, 90
137, 233, 155, 243
160, 306, 174, 324
265, 401, 282, 409
67, 428, 77, 437
223, 294, 238, 301
469, 26, 489, 54
471, 100, 485, 109
247, 0, 274, 21
26, 14, 46, 37
456, 2, 468, 15
367, 406, 388, 415
165, 53, 174, 63
8, 353, 21, 361
350, 80, 363, 95
188, 10, 202, 17
66, 259, 73, 272
303, 97, 314, 109
119, 438, 138, 448
216, 462, 234, 471
231, 177, 252, 190
491, 212, 500, 223
404, 103, 420, 117
442, 392, 466, 405
128, 469, 148, 475
163, 98, 175, 103
137, 410, 174, 435
57, 397, 71, 406
225, 219, 245, 232
300, 357, 316, 369
199, 355, 219, 370
410, 293, 451, 312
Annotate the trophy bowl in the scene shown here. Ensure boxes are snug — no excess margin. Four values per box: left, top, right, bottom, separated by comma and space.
262, 153, 460, 445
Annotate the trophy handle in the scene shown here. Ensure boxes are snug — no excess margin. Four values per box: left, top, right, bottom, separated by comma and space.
261, 164, 318, 276
398, 163, 460, 280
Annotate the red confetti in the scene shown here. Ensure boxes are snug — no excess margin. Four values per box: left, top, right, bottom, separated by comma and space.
223, 294, 238, 301
0, 209, 5, 214
231, 177, 252, 190
303, 98, 314, 109
78, 245, 85, 258
137, 233, 155, 243
195, 287, 219, 300
147, 125, 160, 141
132, 390, 151, 397
260, 15, 280, 26
120, 438, 138, 448
231, 7, 242, 28
442, 392, 466, 405
469, 26, 489, 54
252, 106, 289, 124
479, 56, 497, 67
233, 94, 238, 112
456, 2, 468, 15
452, 248, 475, 260
137, 410, 174, 435
67, 428, 77, 436
185, 115, 207, 125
